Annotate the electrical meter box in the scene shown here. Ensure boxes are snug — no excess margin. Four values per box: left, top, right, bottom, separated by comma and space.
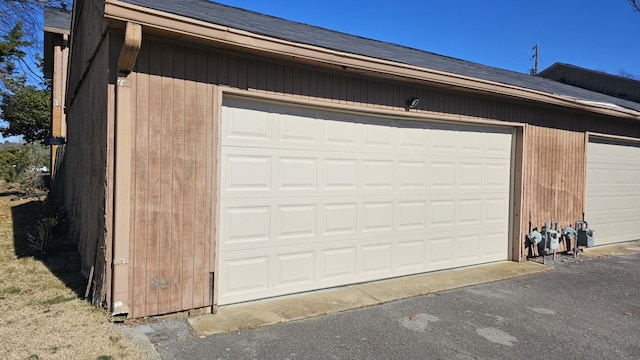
576, 221, 594, 248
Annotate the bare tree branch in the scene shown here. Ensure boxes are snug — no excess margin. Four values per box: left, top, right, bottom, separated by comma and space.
0, 1, 70, 86
630, 0, 640, 12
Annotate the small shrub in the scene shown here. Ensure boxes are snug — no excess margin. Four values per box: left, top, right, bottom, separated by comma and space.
26, 216, 59, 254
0, 144, 49, 193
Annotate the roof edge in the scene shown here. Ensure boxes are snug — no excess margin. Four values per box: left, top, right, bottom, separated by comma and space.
44, 25, 70, 35
104, 0, 640, 121
539, 62, 640, 85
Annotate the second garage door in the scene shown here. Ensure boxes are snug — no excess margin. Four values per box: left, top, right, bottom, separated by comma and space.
217, 96, 513, 305
585, 137, 640, 245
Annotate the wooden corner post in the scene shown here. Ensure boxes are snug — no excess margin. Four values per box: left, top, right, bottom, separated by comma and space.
111, 22, 141, 317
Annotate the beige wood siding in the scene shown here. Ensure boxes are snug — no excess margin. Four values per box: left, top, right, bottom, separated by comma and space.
50, 34, 68, 178
522, 125, 586, 256
129, 41, 215, 317
124, 36, 639, 317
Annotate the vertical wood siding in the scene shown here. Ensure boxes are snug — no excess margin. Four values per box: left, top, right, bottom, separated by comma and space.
125, 37, 639, 317
129, 41, 215, 317
63, 36, 111, 308
50, 35, 68, 179
63, 0, 114, 313
66, 0, 107, 106
522, 126, 586, 257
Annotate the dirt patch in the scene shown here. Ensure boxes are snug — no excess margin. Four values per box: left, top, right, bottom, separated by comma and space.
0, 182, 148, 360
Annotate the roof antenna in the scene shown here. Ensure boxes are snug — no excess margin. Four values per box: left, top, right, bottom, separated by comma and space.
530, 44, 539, 75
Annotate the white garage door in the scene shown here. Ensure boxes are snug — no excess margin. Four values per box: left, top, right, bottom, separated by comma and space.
217, 96, 513, 305
585, 137, 640, 245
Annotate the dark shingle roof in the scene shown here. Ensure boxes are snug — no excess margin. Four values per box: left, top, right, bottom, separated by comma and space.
119, 0, 640, 113
44, 6, 71, 32
538, 62, 640, 103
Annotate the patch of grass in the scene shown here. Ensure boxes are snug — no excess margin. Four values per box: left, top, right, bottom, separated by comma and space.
2, 286, 20, 295
0, 183, 149, 360
40, 295, 76, 307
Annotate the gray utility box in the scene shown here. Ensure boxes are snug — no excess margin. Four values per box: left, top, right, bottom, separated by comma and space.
576, 221, 594, 248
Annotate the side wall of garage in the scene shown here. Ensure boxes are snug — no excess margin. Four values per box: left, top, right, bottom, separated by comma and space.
62, 0, 113, 309
123, 36, 640, 317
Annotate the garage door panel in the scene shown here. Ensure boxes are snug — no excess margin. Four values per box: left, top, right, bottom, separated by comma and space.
324, 158, 359, 190
363, 160, 395, 189
222, 105, 273, 142
222, 256, 270, 298
398, 126, 428, 151
325, 119, 359, 146
397, 200, 427, 230
428, 235, 455, 265
364, 122, 395, 148
361, 243, 393, 275
458, 234, 482, 260
321, 203, 358, 235
278, 157, 318, 190
586, 138, 640, 245
223, 100, 513, 160
277, 204, 317, 239
459, 199, 483, 225
320, 247, 357, 281
219, 97, 512, 305
221, 151, 511, 199
222, 206, 271, 244
486, 161, 512, 188
484, 231, 509, 258
486, 131, 513, 154
274, 251, 315, 289
223, 153, 272, 192
220, 195, 508, 249
398, 161, 427, 189
396, 238, 427, 270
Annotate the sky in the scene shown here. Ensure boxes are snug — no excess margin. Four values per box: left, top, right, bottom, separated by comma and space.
212, 0, 640, 77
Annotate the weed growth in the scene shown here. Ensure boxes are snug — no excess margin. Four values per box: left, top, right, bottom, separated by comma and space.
25, 216, 60, 255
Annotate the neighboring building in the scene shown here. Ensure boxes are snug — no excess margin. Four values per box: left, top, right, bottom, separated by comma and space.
43, 6, 71, 180
538, 63, 640, 103
62, 0, 640, 318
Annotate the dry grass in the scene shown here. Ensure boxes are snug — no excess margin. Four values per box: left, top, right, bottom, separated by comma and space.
0, 181, 148, 360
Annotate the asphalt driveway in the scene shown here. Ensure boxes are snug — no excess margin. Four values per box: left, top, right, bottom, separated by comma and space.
142, 249, 640, 360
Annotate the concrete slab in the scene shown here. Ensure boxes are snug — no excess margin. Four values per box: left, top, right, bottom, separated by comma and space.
582, 240, 640, 258
189, 260, 548, 336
